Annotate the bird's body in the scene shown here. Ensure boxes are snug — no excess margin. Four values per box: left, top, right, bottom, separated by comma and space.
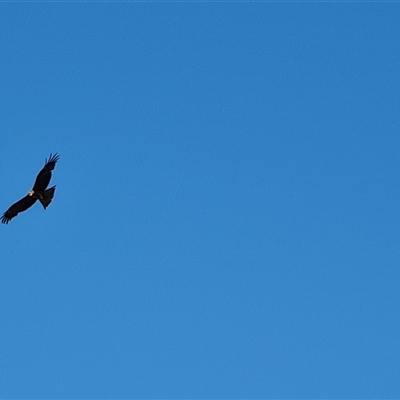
1, 153, 59, 224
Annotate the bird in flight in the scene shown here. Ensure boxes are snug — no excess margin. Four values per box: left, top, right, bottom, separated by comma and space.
1, 153, 60, 224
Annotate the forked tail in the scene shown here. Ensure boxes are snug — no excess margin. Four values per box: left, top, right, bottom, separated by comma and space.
39, 186, 56, 209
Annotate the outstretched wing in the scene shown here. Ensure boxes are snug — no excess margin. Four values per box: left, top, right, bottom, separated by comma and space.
33, 153, 60, 192
1, 196, 37, 224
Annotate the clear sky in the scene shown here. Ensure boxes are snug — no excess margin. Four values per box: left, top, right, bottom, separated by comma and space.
1, 3, 400, 398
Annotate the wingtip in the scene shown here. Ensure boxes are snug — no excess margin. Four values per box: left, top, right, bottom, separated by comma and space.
45, 153, 60, 165
1, 214, 10, 225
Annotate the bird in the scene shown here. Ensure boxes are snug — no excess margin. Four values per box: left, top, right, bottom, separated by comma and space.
1, 153, 60, 224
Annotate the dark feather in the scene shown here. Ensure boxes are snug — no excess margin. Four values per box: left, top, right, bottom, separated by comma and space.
1, 196, 37, 224
33, 153, 60, 192
39, 186, 56, 209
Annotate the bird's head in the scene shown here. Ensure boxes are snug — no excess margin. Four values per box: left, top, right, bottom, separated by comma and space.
28, 189, 35, 197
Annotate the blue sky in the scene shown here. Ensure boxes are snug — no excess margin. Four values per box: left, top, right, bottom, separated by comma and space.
1, 3, 400, 398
